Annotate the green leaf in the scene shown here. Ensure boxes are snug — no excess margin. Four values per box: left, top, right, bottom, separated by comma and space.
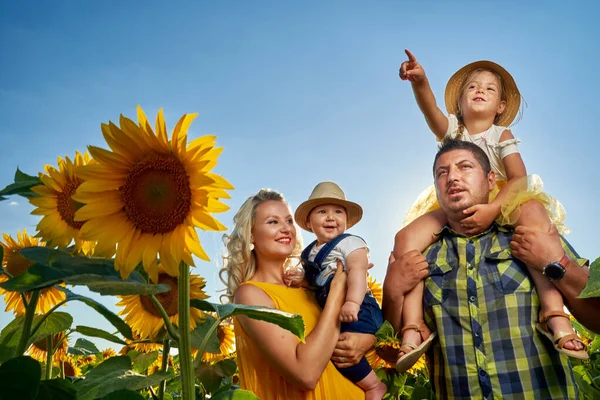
375, 320, 397, 341
69, 338, 100, 356
64, 290, 133, 340
29, 312, 73, 345
190, 314, 220, 354
36, 379, 77, 400
195, 363, 224, 394
74, 325, 127, 345
579, 257, 600, 298
102, 390, 145, 400
0, 356, 41, 400
15, 168, 39, 183
74, 356, 172, 400
0, 174, 42, 199
0, 247, 170, 297
211, 389, 260, 400
191, 300, 305, 341
0, 315, 25, 362
214, 358, 237, 378
130, 351, 158, 373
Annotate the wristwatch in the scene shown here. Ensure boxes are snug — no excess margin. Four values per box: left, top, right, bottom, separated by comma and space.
543, 254, 570, 281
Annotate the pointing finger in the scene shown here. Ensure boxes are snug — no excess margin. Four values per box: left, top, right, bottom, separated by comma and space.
405, 49, 417, 63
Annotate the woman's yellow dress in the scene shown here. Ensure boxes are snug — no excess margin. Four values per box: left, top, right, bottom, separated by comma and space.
233, 281, 365, 400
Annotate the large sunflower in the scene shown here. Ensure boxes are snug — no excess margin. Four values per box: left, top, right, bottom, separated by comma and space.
197, 316, 236, 363
116, 267, 209, 339
27, 332, 68, 363
29, 152, 96, 254
73, 106, 233, 282
0, 229, 66, 315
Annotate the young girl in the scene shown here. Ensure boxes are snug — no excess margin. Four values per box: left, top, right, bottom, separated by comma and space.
394, 49, 587, 372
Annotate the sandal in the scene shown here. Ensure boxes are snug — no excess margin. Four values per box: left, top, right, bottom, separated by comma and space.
395, 322, 437, 373
536, 310, 588, 360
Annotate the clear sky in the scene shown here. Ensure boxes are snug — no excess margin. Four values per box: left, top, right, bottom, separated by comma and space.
1, 1, 599, 349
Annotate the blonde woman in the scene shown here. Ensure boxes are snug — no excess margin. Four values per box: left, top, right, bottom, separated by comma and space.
220, 189, 373, 400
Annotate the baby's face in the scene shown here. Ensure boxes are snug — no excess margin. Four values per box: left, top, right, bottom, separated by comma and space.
307, 204, 347, 245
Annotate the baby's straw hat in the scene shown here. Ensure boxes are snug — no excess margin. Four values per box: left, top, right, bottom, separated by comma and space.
294, 182, 363, 232
444, 60, 521, 127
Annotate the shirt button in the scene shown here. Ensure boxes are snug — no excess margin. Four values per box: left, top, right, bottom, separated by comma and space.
479, 369, 487, 377
469, 296, 476, 303
474, 332, 479, 337
468, 263, 474, 270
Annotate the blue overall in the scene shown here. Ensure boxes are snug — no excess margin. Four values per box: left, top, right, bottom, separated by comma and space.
301, 233, 383, 383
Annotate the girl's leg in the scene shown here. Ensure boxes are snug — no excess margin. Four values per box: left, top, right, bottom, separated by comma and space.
394, 209, 446, 354
517, 200, 584, 352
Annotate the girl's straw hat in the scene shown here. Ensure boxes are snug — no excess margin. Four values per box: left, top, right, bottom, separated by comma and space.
294, 182, 363, 232
444, 60, 521, 127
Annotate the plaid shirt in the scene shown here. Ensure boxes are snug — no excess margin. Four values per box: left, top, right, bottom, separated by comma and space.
423, 223, 585, 400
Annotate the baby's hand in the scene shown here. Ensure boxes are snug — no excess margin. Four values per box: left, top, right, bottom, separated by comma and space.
399, 49, 426, 83
283, 268, 306, 288
340, 301, 360, 323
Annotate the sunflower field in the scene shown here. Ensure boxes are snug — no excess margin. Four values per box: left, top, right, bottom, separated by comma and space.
0, 106, 599, 400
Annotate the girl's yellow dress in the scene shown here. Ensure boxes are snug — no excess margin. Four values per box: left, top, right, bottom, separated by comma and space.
404, 115, 568, 234
233, 281, 365, 400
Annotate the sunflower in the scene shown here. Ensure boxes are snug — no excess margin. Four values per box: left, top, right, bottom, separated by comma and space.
76, 354, 97, 367
368, 275, 382, 306
406, 354, 427, 375
0, 229, 66, 315
60, 354, 82, 377
367, 339, 401, 370
101, 348, 117, 360
72, 106, 233, 282
27, 332, 68, 363
119, 339, 163, 356
148, 354, 175, 375
116, 267, 209, 339
196, 316, 236, 363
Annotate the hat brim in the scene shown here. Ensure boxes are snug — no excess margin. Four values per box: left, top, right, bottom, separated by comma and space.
444, 60, 521, 127
294, 198, 363, 232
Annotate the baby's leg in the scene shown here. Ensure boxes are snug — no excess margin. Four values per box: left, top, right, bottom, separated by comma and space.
394, 209, 446, 352
517, 200, 583, 351
356, 370, 387, 400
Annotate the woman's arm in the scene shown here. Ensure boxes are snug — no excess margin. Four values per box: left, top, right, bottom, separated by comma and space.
235, 267, 347, 390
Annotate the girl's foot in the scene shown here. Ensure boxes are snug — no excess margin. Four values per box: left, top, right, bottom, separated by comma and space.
396, 321, 436, 372
537, 310, 588, 359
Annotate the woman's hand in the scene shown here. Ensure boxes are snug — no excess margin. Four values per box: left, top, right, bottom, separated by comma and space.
332, 332, 377, 368
328, 259, 348, 307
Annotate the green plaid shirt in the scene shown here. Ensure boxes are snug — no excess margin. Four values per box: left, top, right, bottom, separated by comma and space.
423, 224, 585, 400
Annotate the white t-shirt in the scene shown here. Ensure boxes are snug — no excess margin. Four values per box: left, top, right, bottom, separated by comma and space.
308, 235, 369, 287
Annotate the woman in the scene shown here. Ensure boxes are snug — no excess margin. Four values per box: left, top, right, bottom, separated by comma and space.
220, 189, 373, 399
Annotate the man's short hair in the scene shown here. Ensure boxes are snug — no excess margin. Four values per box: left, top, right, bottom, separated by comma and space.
433, 139, 492, 176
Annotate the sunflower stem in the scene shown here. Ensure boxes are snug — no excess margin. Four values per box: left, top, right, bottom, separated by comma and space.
44, 335, 54, 380
177, 262, 194, 400
149, 295, 180, 342
16, 290, 40, 356
192, 318, 222, 369
60, 360, 65, 379
157, 338, 171, 400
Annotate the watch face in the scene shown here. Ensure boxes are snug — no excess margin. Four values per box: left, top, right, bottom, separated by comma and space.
544, 262, 565, 280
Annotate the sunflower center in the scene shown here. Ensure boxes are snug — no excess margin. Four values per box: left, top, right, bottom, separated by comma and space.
57, 180, 85, 229
217, 326, 225, 343
63, 361, 76, 377
139, 274, 179, 317
32, 333, 61, 352
3, 250, 33, 277
375, 343, 400, 364
121, 154, 192, 234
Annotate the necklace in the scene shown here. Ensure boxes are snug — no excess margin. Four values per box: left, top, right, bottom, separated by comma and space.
473, 127, 491, 146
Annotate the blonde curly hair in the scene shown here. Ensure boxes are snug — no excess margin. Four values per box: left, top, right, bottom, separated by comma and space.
219, 189, 303, 303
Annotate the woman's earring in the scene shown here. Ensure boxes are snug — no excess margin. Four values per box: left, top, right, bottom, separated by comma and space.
249, 243, 254, 251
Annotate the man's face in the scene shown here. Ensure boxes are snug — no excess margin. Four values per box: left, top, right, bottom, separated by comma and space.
434, 149, 495, 216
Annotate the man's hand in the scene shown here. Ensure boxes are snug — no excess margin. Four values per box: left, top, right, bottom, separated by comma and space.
332, 332, 376, 368
461, 203, 499, 236
340, 301, 360, 322
510, 225, 564, 271
399, 49, 426, 84
384, 250, 429, 296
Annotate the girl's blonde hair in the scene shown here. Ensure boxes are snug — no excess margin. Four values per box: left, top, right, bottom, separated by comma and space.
456, 68, 508, 134
218, 189, 303, 303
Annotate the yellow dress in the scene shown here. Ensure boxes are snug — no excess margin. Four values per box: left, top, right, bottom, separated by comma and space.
233, 281, 365, 400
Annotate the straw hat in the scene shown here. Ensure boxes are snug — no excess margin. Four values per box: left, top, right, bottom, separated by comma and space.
294, 182, 363, 232
444, 60, 521, 127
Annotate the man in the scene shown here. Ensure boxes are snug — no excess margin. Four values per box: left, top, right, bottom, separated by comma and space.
383, 139, 600, 399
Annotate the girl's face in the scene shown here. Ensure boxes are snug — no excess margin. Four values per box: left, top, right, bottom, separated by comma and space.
307, 204, 347, 245
459, 70, 506, 123
251, 200, 297, 261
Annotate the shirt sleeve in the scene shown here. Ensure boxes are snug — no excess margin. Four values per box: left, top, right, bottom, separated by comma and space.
336, 236, 369, 259
496, 137, 521, 159
443, 114, 460, 141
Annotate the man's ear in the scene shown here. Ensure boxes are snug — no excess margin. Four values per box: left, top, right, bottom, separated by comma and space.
488, 170, 496, 191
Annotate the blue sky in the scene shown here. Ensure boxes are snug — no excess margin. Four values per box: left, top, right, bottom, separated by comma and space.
1, 1, 599, 349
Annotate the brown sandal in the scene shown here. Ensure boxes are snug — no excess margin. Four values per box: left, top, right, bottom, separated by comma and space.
536, 310, 588, 360
395, 322, 437, 373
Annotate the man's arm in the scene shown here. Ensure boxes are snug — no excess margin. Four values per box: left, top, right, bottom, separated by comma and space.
510, 225, 600, 333
382, 251, 430, 333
